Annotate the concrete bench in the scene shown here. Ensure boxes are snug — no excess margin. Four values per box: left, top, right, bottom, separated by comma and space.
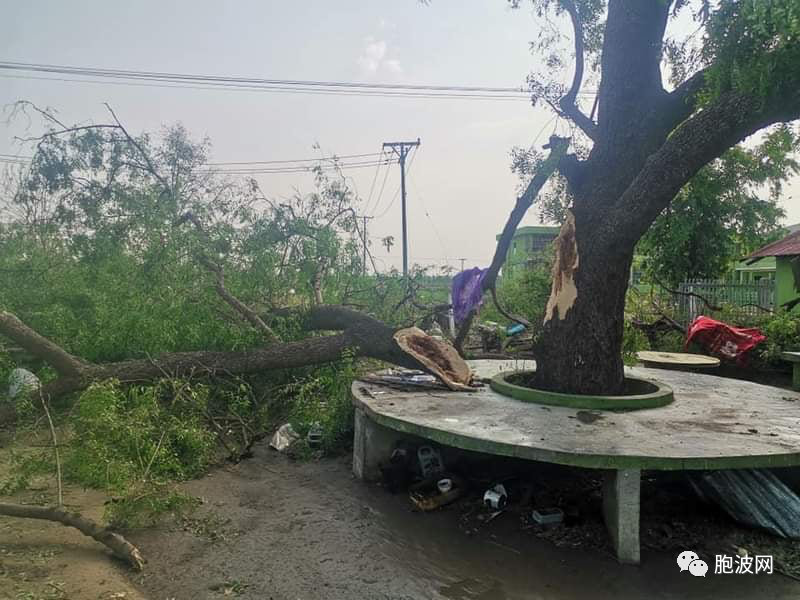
781, 351, 800, 390
351, 361, 800, 565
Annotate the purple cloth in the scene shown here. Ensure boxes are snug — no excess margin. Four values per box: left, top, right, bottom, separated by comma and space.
451, 267, 488, 323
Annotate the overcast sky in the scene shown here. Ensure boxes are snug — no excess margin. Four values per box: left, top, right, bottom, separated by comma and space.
2, 1, 798, 272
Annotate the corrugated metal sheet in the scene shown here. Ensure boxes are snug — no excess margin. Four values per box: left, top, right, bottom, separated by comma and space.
747, 230, 800, 258
688, 469, 800, 539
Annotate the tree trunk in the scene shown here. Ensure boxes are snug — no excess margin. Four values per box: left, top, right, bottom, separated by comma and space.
534, 208, 634, 395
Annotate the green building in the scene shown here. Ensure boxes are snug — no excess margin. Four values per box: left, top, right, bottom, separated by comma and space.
745, 229, 800, 310
497, 225, 560, 277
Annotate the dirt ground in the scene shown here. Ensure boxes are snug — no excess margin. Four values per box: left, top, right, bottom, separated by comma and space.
4, 443, 800, 600
0, 485, 145, 600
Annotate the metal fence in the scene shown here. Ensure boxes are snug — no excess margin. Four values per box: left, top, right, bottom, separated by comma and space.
676, 279, 774, 324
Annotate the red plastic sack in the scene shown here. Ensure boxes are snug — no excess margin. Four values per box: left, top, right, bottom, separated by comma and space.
685, 316, 766, 365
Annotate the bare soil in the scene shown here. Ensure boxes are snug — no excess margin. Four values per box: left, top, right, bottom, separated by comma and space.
3, 442, 800, 599
0, 486, 145, 600
126, 446, 800, 600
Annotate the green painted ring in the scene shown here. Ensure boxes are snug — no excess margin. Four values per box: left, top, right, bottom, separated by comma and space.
490, 370, 674, 411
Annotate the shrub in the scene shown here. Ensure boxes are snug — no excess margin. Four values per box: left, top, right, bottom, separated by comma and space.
758, 310, 800, 365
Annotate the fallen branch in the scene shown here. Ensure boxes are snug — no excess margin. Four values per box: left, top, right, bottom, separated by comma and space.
653, 277, 722, 312
454, 136, 568, 353
0, 502, 145, 570
196, 255, 279, 342
0, 305, 471, 405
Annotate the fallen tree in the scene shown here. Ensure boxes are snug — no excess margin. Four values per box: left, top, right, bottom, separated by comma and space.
0, 305, 472, 402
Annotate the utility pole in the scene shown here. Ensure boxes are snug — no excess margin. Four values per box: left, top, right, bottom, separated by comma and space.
361, 215, 371, 277
383, 138, 420, 277
459, 258, 466, 272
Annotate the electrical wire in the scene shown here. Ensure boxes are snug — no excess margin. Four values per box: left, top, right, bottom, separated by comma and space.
206, 151, 384, 166
196, 158, 396, 175
368, 158, 394, 218
0, 61, 597, 101
0, 151, 398, 174
370, 146, 418, 219
363, 149, 387, 216
408, 173, 450, 264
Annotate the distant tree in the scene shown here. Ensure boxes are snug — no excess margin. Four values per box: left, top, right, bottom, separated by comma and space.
638, 125, 798, 286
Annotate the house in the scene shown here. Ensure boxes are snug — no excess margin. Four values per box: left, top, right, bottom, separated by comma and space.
735, 223, 800, 284
497, 225, 559, 277
745, 228, 800, 310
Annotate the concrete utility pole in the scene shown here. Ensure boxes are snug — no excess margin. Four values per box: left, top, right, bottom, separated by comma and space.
383, 139, 420, 277
459, 258, 466, 272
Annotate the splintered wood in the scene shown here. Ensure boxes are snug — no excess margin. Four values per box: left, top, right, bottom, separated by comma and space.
544, 211, 579, 323
393, 327, 473, 391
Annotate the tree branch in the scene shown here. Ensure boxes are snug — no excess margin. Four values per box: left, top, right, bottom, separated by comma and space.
658, 66, 711, 129
558, 0, 598, 140
0, 306, 448, 404
104, 103, 173, 196
454, 136, 569, 353
196, 255, 280, 343
0, 502, 145, 570
601, 87, 800, 249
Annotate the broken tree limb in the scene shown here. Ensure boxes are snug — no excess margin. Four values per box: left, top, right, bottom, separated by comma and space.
454, 136, 569, 354
543, 210, 580, 323
196, 255, 279, 342
0, 502, 145, 570
0, 311, 88, 377
0, 306, 472, 406
652, 277, 723, 312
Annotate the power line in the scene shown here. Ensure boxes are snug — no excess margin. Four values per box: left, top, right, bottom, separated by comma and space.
371, 146, 418, 220
0, 151, 398, 174
363, 150, 387, 216
0, 73, 531, 101
408, 173, 450, 264
206, 151, 384, 166
369, 159, 394, 218
198, 158, 397, 175
0, 60, 597, 101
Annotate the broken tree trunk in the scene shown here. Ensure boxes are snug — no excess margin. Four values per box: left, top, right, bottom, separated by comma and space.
0, 306, 472, 409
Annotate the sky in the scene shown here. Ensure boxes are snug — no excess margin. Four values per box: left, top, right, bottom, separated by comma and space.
1, 1, 798, 273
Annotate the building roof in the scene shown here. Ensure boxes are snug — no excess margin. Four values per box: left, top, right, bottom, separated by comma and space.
748, 229, 800, 259
496, 225, 560, 241
515, 225, 560, 235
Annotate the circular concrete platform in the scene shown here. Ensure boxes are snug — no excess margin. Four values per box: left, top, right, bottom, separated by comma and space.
352, 361, 800, 471
636, 350, 720, 370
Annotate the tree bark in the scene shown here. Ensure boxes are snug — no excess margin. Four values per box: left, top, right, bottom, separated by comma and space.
535, 222, 633, 394
0, 502, 145, 570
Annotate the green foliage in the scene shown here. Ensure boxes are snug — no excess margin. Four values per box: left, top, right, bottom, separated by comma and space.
0, 446, 54, 496
104, 487, 200, 529
702, 0, 800, 106
622, 322, 650, 366
758, 310, 800, 364
0, 349, 14, 400
286, 350, 359, 455
0, 111, 450, 531
481, 256, 552, 334
638, 126, 798, 286
67, 380, 216, 490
